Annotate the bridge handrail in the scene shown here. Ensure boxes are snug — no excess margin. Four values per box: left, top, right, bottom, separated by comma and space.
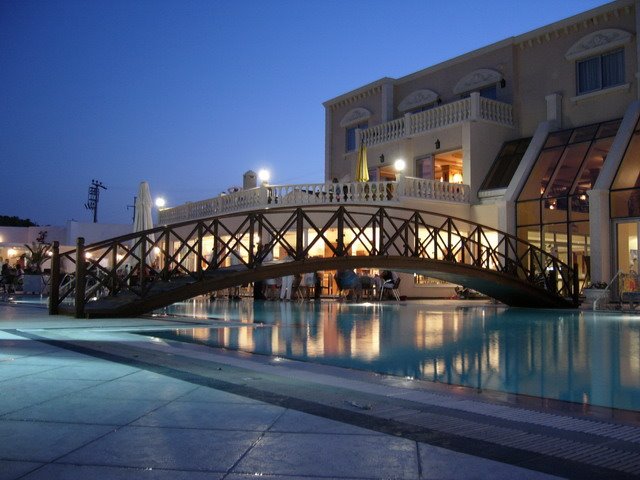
50, 204, 577, 316
158, 177, 470, 224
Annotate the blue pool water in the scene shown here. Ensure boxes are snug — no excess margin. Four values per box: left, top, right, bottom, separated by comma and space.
149, 299, 640, 412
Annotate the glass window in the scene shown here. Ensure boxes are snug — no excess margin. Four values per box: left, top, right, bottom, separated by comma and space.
611, 122, 640, 190
569, 125, 599, 144
570, 194, 590, 221
479, 85, 497, 99
517, 200, 540, 226
611, 118, 640, 219
480, 137, 532, 190
460, 84, 497, 100
415, 155, 433, 179
612, 190, 640, 218
597, 119, 622, 139
574, 137, 614, 194
576, 49, 624, 95
544, 130, 572, 149
519, 148, 563, 200
546, 142, 590, 198
345, 122, 367, 152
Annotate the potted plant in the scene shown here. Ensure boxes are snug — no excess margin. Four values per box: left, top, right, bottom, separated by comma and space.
22, 231, 51, 294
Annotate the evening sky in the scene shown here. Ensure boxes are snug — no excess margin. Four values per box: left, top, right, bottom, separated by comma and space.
1, 0, 607, 226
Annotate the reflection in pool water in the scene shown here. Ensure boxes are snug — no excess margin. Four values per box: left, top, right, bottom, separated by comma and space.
151, 299, 640, 412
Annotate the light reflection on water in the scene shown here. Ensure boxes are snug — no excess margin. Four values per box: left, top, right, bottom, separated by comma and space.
153, 299, 640, 412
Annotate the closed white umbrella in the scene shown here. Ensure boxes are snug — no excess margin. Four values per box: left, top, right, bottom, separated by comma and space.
132, 181, 155, 266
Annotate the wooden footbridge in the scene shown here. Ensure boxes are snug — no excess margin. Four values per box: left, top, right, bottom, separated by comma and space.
48, 205, 579, 318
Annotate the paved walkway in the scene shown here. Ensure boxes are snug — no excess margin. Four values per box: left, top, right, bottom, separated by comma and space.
1, 301, 639, 479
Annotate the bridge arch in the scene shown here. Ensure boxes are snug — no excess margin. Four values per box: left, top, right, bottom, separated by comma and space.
49, 205, 578, 317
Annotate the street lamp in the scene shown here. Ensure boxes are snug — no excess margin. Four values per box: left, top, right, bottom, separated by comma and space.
394, 158, 406, 172
258, 169, 270, 185
155, 197, 166, 209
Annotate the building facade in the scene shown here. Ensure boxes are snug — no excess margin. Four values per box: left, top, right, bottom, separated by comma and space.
323, 0, 640, 291
159, 1, 640, 299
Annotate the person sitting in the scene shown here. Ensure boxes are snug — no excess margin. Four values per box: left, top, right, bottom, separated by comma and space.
2, 260, 17, 294
379, 270, 400, 300
335, 269, 362, 301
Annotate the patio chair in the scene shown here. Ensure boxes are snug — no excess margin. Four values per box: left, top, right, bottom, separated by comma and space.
380, 277, 401, 301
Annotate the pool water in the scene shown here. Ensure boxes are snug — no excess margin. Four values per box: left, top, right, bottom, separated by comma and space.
148, 299, 640, 412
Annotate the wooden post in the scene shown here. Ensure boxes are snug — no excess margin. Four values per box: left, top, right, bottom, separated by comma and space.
48, 241, 60, 315
75, 237, 86, 318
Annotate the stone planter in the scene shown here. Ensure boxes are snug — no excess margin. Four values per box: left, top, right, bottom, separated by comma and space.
582, 288, 610, 307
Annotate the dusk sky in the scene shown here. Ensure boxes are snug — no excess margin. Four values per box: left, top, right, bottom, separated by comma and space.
1, 0, 607, 226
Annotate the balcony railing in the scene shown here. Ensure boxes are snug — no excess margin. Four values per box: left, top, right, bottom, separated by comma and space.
360, 93, 514, 148
158, 176, 470, 224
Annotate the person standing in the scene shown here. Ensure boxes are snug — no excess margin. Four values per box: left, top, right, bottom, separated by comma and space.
279, 254, 294, 301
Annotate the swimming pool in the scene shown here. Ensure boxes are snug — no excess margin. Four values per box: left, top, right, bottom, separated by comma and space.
148, 299, 640, 412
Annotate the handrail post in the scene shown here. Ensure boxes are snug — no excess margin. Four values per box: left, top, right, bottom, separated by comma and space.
248, 215, 255, 266
48, 241, 60, 315
296, 209, 304, 260
162, 228, 170, 281
139, 237, 146, 287
337, 207, 345, 256
573, 262, 580, 305
75, 237, 86, 318
110, 244, 118, 296
212, 222, 219, 270
197, 223, 203, 279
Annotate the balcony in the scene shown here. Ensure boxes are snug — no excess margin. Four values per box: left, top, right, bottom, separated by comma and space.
360, 93, 514, 148
158, 176, 470, 224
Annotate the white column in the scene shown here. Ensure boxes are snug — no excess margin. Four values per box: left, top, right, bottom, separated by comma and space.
545, 93, 562, 129
403, 112, 412, 137
469, 92, 480, 121
381, 82, 394, 122
324, 106, 333, 182
588, 188, 611, 283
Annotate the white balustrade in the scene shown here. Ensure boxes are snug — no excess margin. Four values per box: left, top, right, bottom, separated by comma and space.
362, 97, 513, 148
159, 177, 470, 224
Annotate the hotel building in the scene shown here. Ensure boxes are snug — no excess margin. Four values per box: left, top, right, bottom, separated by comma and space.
161, 0, 640, 299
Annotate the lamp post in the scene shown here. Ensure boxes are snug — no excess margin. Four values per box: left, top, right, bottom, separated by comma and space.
258, 169, 271, 185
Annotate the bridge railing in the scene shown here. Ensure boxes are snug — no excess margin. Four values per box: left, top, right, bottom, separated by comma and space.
49, 205, 577, 317
159, 177, 470, 224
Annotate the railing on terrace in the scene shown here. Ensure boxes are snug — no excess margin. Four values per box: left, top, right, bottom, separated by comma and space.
360, 92, 514, 148
159, 176, 470, 224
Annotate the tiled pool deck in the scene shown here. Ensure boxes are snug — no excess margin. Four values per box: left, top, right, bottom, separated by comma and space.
1, 300, 639, 479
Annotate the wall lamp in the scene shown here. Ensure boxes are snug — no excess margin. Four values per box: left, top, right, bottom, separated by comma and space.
435, 139, 441, 150
500, 78, 506, 88
379, 154, 385, 164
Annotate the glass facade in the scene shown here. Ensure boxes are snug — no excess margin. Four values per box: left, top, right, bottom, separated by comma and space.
516, 119, 621, 289
481, 137, 531, 190
611, 118, 640, 219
